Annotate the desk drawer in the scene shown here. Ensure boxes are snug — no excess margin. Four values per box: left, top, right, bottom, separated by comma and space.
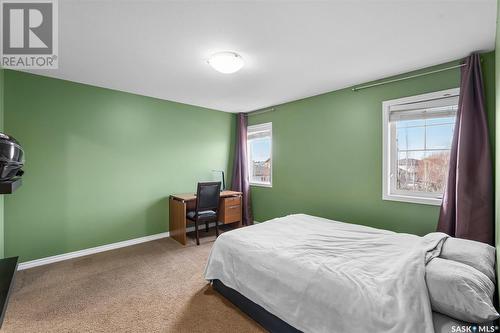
220, 196, 241, 224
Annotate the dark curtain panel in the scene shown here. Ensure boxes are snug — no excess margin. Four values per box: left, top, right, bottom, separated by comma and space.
437, 54, 493, 244
231, 113, 253, 225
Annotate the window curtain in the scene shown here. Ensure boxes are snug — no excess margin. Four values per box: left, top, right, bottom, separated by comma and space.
231, 113, 253, 225
437, 54, 493, 244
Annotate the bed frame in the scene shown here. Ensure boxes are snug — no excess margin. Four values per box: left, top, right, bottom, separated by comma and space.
212, 279, 301, 333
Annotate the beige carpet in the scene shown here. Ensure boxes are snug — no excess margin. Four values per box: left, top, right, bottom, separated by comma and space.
2, 230, 265, 333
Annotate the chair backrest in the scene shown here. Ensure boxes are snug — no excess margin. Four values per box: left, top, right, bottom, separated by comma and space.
195, 182, 221, 212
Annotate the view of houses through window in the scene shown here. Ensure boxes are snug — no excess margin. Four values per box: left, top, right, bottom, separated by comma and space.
247, 123, 272, 186
383, 89, 459, 205
395, 113, 456, 194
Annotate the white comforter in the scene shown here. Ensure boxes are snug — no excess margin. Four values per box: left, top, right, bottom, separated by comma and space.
204, 214, 448, 333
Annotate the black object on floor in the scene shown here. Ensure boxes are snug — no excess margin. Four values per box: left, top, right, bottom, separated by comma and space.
0, 256, 18, 328
212, 279, 302, 333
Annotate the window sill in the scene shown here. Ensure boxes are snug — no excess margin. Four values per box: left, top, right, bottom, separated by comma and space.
250, 183, 272, 188
382, 193, 442, 206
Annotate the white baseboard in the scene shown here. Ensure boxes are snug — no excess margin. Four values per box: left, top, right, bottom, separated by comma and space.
17, 232, 170, 270
17, 222, 221, 271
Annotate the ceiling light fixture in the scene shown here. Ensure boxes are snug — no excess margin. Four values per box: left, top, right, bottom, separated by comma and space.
207, 51, 244, 74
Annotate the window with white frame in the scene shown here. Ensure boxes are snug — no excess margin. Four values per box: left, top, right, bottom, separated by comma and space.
382, 88, 459, 205
247, 122, 272, 187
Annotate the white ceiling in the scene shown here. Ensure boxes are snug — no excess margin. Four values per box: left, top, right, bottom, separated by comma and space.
27, 0, 496, 113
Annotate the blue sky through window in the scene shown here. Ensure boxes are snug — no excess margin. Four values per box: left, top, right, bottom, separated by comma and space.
396, 116, 455, 159
250, 138, 271, 162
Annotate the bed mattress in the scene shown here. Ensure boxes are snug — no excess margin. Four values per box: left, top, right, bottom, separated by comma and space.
213, 278, 474, 333
205, 214, 449, 333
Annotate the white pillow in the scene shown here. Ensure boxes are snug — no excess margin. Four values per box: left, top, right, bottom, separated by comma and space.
426, 258, 499, 323
432, 312, 469, 333
439, 237, 496, 283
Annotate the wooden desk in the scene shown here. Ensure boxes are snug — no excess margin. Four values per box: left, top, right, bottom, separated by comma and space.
169, 190, 243, 245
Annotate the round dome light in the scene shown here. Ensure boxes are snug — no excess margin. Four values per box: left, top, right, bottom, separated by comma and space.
207, 51, 244, 74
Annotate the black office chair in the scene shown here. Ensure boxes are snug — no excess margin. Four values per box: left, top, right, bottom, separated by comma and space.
186, 182, 221, 245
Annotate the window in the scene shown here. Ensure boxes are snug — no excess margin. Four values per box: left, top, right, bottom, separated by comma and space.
247, 122, 272, 187
382, 88, 459, 205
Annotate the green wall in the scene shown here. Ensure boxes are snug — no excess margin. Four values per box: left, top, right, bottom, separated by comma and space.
3, 70, 235, 262
249, 52, 495, 236
0, 69, 4, 259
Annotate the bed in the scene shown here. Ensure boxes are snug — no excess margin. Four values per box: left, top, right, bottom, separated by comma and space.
212, 279, 470, 333
204, 214, 497, 332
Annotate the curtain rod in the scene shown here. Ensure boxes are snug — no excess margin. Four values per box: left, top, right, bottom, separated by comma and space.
351, 62, 470, 92
249, 58, 479, 111
248, 107, 275, 116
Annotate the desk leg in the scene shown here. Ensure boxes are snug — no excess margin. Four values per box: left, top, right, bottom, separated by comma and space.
237, 195, 243, 227
169, 198, 187, 245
